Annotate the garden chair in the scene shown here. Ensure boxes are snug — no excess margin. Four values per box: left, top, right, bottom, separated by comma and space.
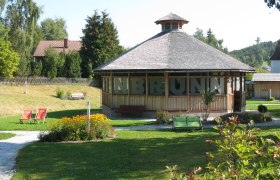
19, 110, 33, 124
34, 107, 48, 124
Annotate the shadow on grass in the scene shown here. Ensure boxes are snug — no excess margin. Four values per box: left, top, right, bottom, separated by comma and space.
47, 108, 101, 119
14, 130, 218, 180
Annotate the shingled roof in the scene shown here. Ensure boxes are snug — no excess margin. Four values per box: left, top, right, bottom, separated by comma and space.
252, 73, 280, 82
271, 40, 280, 60
95, 31, 254, 73
155, 13, 189, 24
33, 39, 81, 57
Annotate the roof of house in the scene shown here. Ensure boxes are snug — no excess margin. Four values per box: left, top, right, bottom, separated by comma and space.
33, 40, 82, 57
271, 40, 280, 60
95, 31, 254, 72
252, 73, 280, 81
155, 13, 189, 24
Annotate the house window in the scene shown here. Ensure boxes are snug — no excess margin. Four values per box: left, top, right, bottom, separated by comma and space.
130, 77, 145, 95
113, 77, 128, 94
169, 78, 186, 96
149, 78, 165, 96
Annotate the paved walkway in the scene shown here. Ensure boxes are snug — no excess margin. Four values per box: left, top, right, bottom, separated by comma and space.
1, 118, 280, 179
0, 131, 40, 180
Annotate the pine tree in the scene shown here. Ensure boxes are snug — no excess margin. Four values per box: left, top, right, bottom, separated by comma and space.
80, 10, 124, 78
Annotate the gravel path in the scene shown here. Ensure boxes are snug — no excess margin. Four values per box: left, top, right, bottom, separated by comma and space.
0, 131, 40, 180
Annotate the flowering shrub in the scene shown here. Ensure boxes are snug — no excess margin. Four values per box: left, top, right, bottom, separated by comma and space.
166, 116, 280, 179
39, 113, 115, 142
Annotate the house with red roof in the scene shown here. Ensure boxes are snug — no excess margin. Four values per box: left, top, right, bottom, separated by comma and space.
33, 39, 81, 59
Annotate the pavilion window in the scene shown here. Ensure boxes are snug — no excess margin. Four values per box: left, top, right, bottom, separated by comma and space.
171, 22, 179, 30
130, 77, 145, 95
169, 78, 186, 96
189, 78, 206, 95
164, 23, 171, 31
113, 77, 128, 94
102, 77, 110, 93
210, 77, 225, 94
149, 77, 165, 96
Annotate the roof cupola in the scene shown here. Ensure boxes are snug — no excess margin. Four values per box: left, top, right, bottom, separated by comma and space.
155, 13, 189, 32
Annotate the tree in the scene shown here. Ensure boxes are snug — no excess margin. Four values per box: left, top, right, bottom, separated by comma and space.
80, 10, 124, 78
193, 28, 228, 53
201, 90, 216, 121
265, 0, 280, 10
41, 18, 68, 40
63, 51, 82, 78
0, 39, 20, 77
42, 48, 64, 78
193, 28, 206, 42
0, 22, 9, 40
4, 0, 41, 76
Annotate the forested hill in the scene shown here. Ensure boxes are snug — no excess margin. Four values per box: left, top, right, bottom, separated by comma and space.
230, 41, 277, 68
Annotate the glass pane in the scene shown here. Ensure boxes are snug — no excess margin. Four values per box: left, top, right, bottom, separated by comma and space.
149, 78, 165, 95
169, 78, 186, 96
113, 77, 128, 94
130, 77, 145, 95
190, 78, 205, 94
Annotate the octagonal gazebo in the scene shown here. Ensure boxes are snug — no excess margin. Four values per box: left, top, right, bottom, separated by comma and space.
94, 13, 254, 117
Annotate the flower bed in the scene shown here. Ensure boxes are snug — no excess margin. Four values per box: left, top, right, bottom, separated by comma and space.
39, 113, 115, 142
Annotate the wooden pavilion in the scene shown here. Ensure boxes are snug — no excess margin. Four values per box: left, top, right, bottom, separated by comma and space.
94, 13, 254, 117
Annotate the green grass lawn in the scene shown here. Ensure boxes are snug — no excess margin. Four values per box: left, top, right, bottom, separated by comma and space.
0, 132, 15, 140
13, 127, 280, 180
246, 99, 280, 117
0, 109, 154, 131
13, 129, 217, 180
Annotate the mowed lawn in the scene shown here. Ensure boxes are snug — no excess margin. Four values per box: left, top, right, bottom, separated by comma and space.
13, 130, 217, 180
0, 132, 15, 140
12, 127, 280, 180
246, 99, 280, 117
0, 84, 101, 117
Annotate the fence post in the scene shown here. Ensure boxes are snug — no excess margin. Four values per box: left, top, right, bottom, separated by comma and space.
87, 99, 91, 132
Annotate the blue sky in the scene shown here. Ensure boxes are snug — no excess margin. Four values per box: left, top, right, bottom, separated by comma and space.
34, 0, 280, 51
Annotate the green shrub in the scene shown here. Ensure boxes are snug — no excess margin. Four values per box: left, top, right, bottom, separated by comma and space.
166, 116, 280, 179
66, 90, 71, 98
55, 88, 64, 99
266, 96, 275, 101
219, 111, 271, 123
39, 114, 115, 142
155, 110, 170, 124
258, 104, 268, 113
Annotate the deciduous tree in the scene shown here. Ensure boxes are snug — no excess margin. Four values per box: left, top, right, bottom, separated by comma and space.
0, 39, 20, 77
265, 0, 280, 10
41, 18, 68, 40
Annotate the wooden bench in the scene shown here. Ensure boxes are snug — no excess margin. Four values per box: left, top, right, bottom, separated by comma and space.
116, 105, 145, 117
172, 116, 202, 130
70, 93, 85, 100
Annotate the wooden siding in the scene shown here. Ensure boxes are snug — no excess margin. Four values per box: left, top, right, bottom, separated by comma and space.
254, 82, 280, 99
102, 93, 230, 112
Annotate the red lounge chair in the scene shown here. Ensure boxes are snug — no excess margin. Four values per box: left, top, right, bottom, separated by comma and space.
34, 108, 48, 124
19, 110, 33, 124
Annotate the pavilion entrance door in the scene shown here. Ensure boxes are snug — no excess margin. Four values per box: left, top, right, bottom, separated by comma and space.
233, 91, 242, 112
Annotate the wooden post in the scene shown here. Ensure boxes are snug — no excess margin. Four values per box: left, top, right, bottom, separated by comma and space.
187, 72, 190, 112
128, 73, 130, 105
145, 72, 148, 108
164, 72, 168, 110
110, 72, 113, 108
